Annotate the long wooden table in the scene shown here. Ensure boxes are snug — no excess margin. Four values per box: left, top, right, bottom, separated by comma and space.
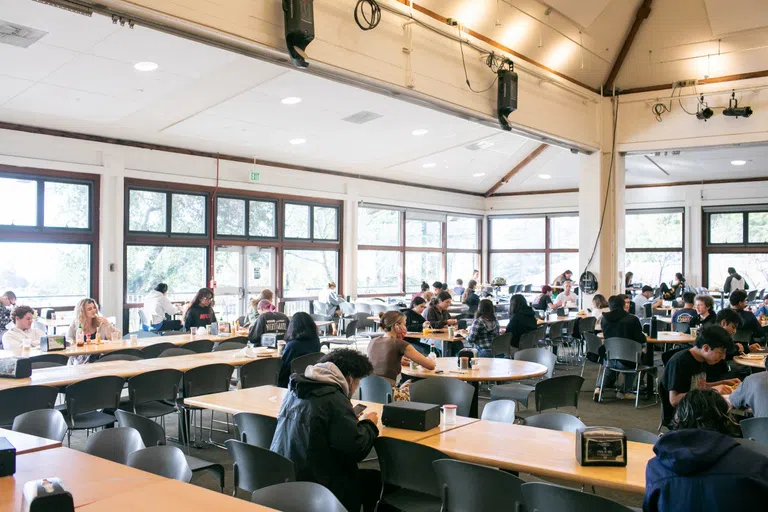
0, 349, 277, 391
183, 385, 478, 443
598, 331, 695, 344
418, 420, 653, 494
405, 330, 466, 343
0, 428, 61, 455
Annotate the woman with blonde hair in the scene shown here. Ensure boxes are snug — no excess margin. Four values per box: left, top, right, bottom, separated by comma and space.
67, 298, 117, 364
368, 311, 436, 385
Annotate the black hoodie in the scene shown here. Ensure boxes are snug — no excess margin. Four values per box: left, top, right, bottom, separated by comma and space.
600, 308, 646, 345
507, 304, 538, 348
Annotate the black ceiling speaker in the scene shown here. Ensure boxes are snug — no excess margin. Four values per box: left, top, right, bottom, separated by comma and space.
283, 0, 315, 68
497, 67, 518, 130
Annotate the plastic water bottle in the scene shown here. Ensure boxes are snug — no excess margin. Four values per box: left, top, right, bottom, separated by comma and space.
428, 345, 437, 362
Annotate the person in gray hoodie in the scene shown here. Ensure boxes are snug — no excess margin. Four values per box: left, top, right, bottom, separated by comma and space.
729, 370, 768, 418
271, 349, 380, 512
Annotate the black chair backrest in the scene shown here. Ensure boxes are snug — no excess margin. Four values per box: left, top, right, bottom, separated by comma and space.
564, 318, 577, 336
65, 375, 126, 420
28, 354, 69, 369
480, 400, 517, 424
741, 417, 768, 444
181, 364, 234, 398
127, 368, 183, 408
644, 302, 653, 318
733, 328, 754, 343
604, 337, 643, 366
182, 339, 214, 353
583, 332, 603, 357
376, 437, 448, 498
290, 352, 324, 376
225, 439, 295, 494
358, 374, 393, 404
534, 374, 585, 412
96, 349, 145, 363
140, 342, 177, 359
127, 445, 192, 482
556, 307, 566, 317
674, 321, 690, 333
122, 331, 160, 340
12, 409, 68, 442
522, 481, 635, 512
114, 409, 167, 447
213, 340, 247, 352
548, 321, 566, 341
433, 459, 525, 512
524, 412, 586, 433
0, 385, 59, 427
578, 316, 597, 334
491, 332, 512, 356
84, 426, 146, 464
251, 482, 347, 512
344, 319, 358, 338
410, 378, 474, 417
624, 428, 660, 444
240, 358, 281, 389
517, 329, 541, 350
514, 348, 557, 379
233, 412, 278, 449
158, 347, 195, 358
524, 284, 532, 293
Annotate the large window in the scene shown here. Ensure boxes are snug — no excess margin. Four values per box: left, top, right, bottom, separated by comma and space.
126, 246, 207, 304
128, 187, 207, 236
0, 167, 98, 307
488, 214, 578, 286
357, 206, 480, 295
704, 207, 768, 289
625, 208, 684, 287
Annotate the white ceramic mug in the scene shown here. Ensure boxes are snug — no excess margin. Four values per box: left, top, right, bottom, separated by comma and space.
442, 404, 458, 425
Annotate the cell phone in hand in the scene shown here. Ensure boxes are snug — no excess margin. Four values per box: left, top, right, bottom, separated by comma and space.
353, 404, 367, 416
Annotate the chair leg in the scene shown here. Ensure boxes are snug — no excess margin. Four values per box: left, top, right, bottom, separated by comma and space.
635, 371, 641, 409
598, 366, 608, 402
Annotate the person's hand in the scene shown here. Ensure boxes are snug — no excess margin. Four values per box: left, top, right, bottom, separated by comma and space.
362, 411, 379, 424
447, 319, 458, 325
736, 342, 745, 354
749, 343, 762, 353
401, 356, 410, 366
712, 384, 731, 395
97, 316, 109, 325
725, 378, 742, 387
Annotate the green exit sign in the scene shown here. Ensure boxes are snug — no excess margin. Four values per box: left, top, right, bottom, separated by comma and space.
250, 171, 260, 182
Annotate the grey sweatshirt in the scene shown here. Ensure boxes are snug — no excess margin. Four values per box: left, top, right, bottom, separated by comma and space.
730, 370, 768, 418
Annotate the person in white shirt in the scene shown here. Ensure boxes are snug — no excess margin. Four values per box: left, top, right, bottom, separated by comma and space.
591, 294, 610, 322
142, 283, 182, 331
318, 282, 345, 317
551, 281, 578, 309
633, 285, 663, 319
2, 305, 44, 350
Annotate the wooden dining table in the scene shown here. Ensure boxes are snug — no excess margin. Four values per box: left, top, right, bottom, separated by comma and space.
0, 427, 61, 455
537, 313, 589, 326
733, 353, 767, 369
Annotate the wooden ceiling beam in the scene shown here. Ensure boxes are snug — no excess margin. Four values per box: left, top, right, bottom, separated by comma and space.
484, 143, 549, 198
603, 0, 652, 94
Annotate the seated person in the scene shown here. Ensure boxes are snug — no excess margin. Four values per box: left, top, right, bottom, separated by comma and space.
1, 305, 44, 350
671, 292, 697, 326
247, 290, 275, 326
506, 294, 537, 349
183, 288, 216, 331
412, 281, 429, 301
550, 281, 577, 310
318, 282, 345, 317
729, 289, 765, 344
452, 279, 465, 297
659, 325, 740, 428
730, 366, 768, 418
755, 296, 768, 318
432, 281, 445, 295
424, 291, 457, 329
633, 285, 663, 319
368, 311, 435, 385
271, 349, 381, 512
142, 283, 182, 331
404, 297, 431, 354
462, 281, 479, 315
248, 300, 290, 347
596, 294, 649, 401
278, 312, 321, 388
644, 389, 768, 512
591, 294, 610, 322
0, 291, 16, 338
690, 295, 717, 329
464, 299, 501, 357
532, 285, 553, 311
552, 269, 573, 286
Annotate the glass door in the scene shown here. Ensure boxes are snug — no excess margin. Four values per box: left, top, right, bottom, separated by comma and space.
214, 246, 276, 321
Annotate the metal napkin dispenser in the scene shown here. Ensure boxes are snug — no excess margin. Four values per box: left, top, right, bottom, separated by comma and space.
575, 427, 627, 467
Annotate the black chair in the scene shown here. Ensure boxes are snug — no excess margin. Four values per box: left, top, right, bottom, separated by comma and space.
233, 412, 277, 449
159, 347, 195, 358
213, 340, 247, 352
0, 385, 59, 428
578, 316, 598, 335
251, 482, 347, 512
480, 400, 516, 424
524, 284, 533, 293
239, 358, 281, 389
320, 319, 360, 350
28, 353, 69, 369
178, 364, 235, 446
96, 349, 145, 362
433, 459, 525, 512
122, 331, 159, 340
290, 352, 324, 375
518, 325, 547, 350
182, 339, 214, 353
358, 374, 393, 404
83, 426, 145, 464
581, 332, 604, 378
734, 328, 755, 344
624, 428, 660, 444
410, 378, 474, 418
490, 348, 557, 408
140, 342, 177, 359
516, 374, 585, 420
674, 321, 690, 333
12, 409, 68, 442
375, 437, 447, 512
127, 445, 193, 482
741, 417, 768, 444
62, 375, 126, 445
491, 332, 512, 357
599, 337, 657, 408
114, 409, 225, 492
225, 439, 295, 497
523, 412, 586, 433
123, 369, 182, 424
522, 481, 635, 512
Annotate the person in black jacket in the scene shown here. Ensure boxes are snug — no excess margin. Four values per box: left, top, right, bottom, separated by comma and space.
248, 299, 290, 346
532, 285, 553, 311
425, 291, 457, 329
278, 312, 321, 388
404, 297, 431, 355
730, 290, 765, 345
183, 288, 216, 331
271, 349, 380, 512
596, 294, 649, 400
462, 280, 480, 315
507, 294, 538, 348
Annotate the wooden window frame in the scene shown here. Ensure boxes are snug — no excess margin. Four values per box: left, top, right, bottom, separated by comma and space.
624, 207, 686, 284
702, 207, 768, 288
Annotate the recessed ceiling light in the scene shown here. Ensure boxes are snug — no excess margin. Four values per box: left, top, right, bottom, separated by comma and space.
472, 173, 486, 177
412, 129, 429, 136
476, 140, 494, 149
731, 160, 747, 166
289, 138, 307, 145
134, 61, 158, 72
422, 163, 436, 168
281, 97, 302, 105
538, 174, 552, 180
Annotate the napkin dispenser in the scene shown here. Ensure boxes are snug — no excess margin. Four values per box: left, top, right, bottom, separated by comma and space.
576, 427, 627, 467
382, 401, 440, 431
40, 335, 66, 352
22, 478, 75, 512
0, 357, 32, 379
0, 437, 15, 477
